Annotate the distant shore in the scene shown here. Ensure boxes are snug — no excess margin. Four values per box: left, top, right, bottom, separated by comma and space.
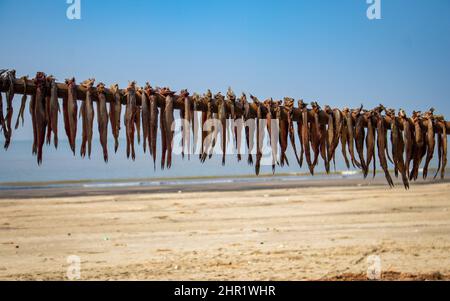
0, 172, 448, 199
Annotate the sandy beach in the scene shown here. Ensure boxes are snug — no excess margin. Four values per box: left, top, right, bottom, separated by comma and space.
1, 178, 450, 280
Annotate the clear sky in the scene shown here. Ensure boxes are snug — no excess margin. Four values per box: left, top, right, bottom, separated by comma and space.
0, 0, 449, 180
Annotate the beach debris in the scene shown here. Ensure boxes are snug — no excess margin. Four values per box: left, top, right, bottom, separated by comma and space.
0, 71, 449, 189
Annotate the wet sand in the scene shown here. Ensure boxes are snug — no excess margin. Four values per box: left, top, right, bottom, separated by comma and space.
1, 179, 450, 280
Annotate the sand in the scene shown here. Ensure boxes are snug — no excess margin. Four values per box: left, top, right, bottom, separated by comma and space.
1, 180, 450, 280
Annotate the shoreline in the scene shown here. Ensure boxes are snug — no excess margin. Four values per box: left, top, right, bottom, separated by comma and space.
0, 174, 448, 199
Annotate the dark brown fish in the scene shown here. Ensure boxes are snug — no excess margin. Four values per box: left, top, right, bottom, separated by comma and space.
200, 90, 214, 162
109, 84, 122, 153
135, 104, 141, 146
65, 78, 78, 154
96, 83, 109, 162
342, 107, 361, 169
147, 85, 158, 169
29, 93, 37, 155
435, 117, 447, 179
180, 89, 191, 160
227, 88, 239, 161
386, 109, 409, 189
354, 107, 367, 175
4, 70, 16, 149
241, 93, 254, 165
80, 79, 95, 158
263, 98, 277, 172
162, 87, 175, 169
340, 114, 351, 169
310, 102, 321, 168
277, 101, 290, 169
140, 85, 150, 154
125, 82, 137, 161
34, 72, 47, 165
284, 98, 301, 167
410, 111, 426, 181
49, 76, 60, 149
216, 92, 227, 166
374, 108, 394, 187
300, 101, 314, 174
45, 78, 52, 145
250, 95, 264, 175
14, 76, 28, 130
331, 109, 343, 163
192, 93, 201, 157
398, 109, 413, 177
296, 100, 307, 168
422, 109, 435, 179
364, 110, 376, 178
159, 91, 167, 169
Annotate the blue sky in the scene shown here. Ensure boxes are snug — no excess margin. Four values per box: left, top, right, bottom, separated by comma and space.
1, 0, 449, 115
0, 0, 449, 179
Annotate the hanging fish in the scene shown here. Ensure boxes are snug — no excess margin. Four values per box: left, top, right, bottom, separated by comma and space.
200, 90, 214, 162
109, 84, 122, 153
226, 88, 239, 161
146, 84, 158, 169
398, 109, 413, 177
140, 85, 150, 154
310, 102, 322, 168
135, 102, 141, 146
191, 93, 201, 157
283, 98, 301, 167
340, 112, 351, 170
324, 106, 334, 166
45, 77, 52, 145
386, 109, 409, 189
276, 100, 290, 169
342, 107, 361, 169
0, 89, 5, 134
65, 77, 78, 154
14, 76, 29, 130
125, 81, 137, 161
96, 83, 109, 162
410, 111, 426, 181
422, 109, 436, 179
364, 110, 376, 178
300, 101, 314, 174
163, 87, 175, 169
3, 70, 16, 149
263, 98, 277, 172
374, 107, 394, 187
434, 116, 447, 179
250, 95, 264, 175
240, 93, 254, 165
49, 76, 60, 149
79, 79, 95, 158
354, 106, 367, 175
331, 108, 343, 165
34, 72, 48, 165
296, 100, 307, 168
159, 88, 167, 169
179, 89, 191, 160
215, 92, 227, 165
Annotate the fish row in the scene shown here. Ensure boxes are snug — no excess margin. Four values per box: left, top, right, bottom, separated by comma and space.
0, 71, 447, 188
